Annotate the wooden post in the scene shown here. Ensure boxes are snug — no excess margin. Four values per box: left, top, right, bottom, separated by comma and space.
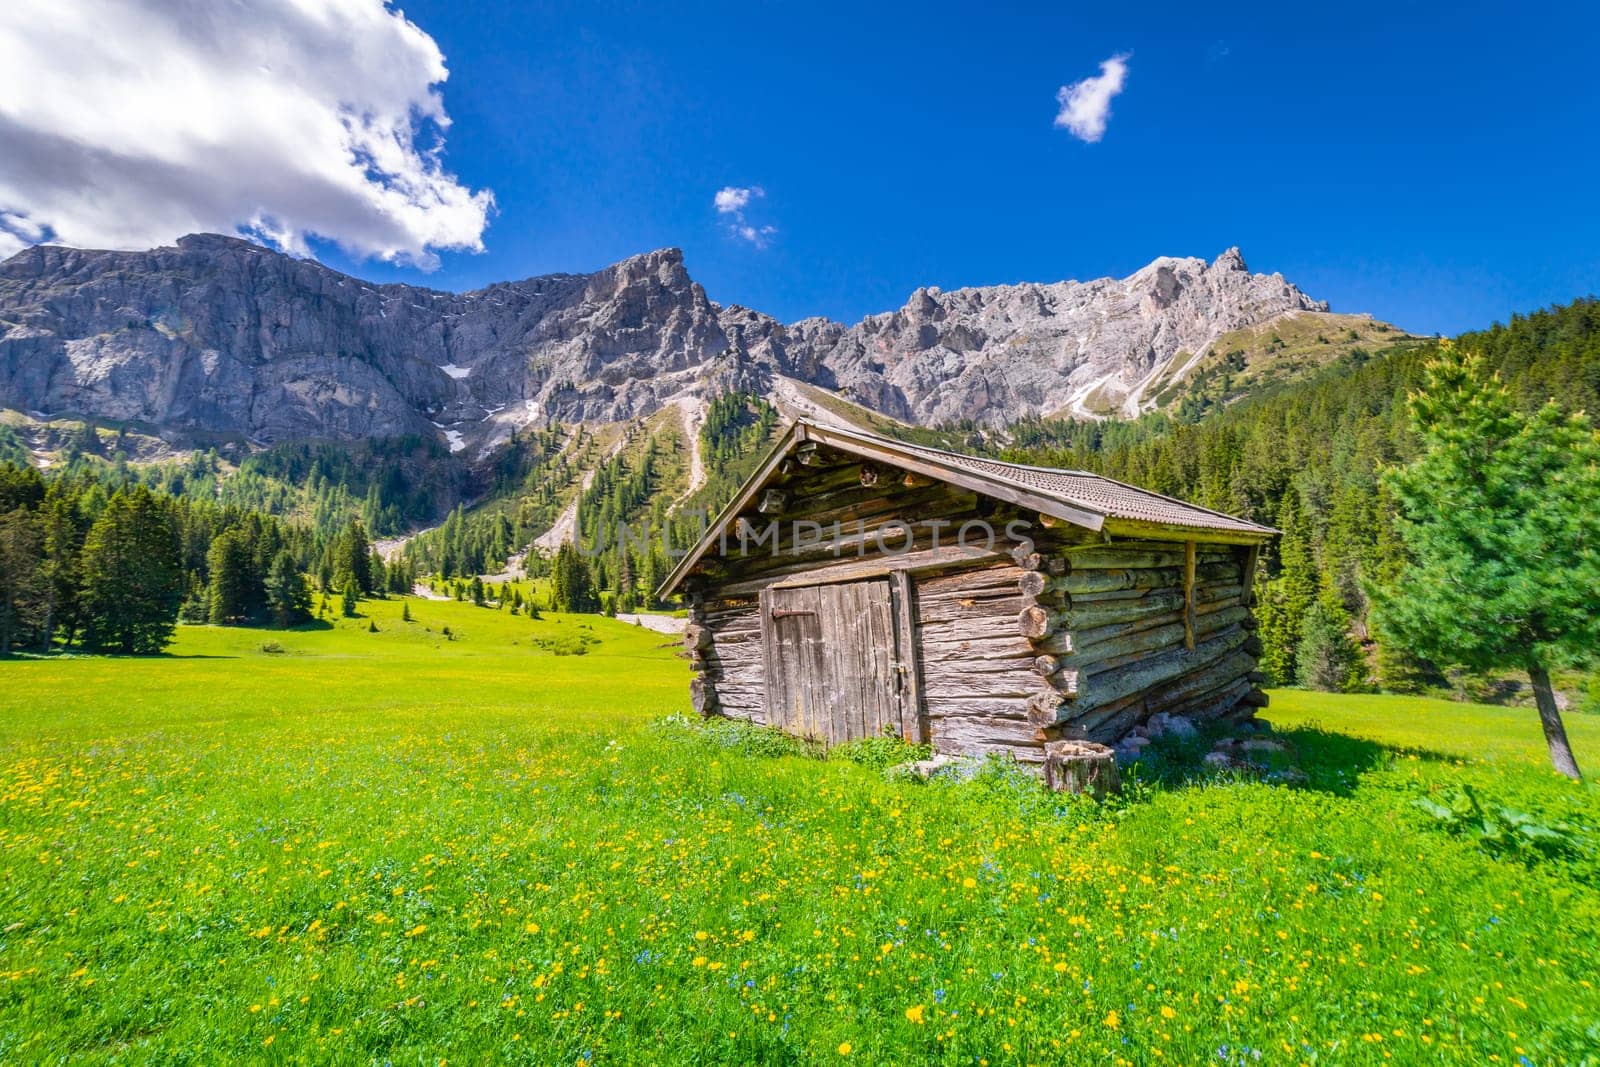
1042, 740, 1120, 797
1183, 540, 1197, 651
889, 569, 926, 743
1241, 543, 1260, 608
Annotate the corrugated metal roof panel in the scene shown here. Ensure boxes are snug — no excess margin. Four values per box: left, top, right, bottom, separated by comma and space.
812, 423, 1275, 537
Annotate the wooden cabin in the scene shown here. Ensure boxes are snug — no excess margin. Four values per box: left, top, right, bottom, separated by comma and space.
657, 419, 1277, 764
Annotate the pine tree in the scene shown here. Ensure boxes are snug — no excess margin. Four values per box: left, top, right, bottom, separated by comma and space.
0, 507, 43, 654
1254, 577, 1293, 687
1372, 343, 1600, 779
401, 601, 412, 623
179, 572, 209, 623
1370, 485, 1444, 692
368, 550, 387, 598
206, 529, 255, 624
265, 550, 312, 627
340, 577, 359, 618
550, 542, 598, 613
79, 487, 182, 654
39, 495, 83, 651
1295, 579, 1364, 691
337, 519, 373, 593
1257, 491, 1316, 684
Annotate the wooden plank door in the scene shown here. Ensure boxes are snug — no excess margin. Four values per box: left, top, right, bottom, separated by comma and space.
762, 584, 828, 739
761, 578, 921, 743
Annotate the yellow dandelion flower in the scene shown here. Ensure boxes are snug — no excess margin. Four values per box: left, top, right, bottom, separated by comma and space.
905, 1004, 926, 1025
1104, 1010, 1120, 1030
837, 1042, 852, 1055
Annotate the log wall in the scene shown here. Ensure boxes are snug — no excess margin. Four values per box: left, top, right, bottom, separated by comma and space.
912, 560, 1048, 762
1018, 538, 1267, 743
680, 444, 1267, 761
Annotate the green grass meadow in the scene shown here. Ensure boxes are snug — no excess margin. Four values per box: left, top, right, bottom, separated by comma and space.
2, 596, 1598, 1063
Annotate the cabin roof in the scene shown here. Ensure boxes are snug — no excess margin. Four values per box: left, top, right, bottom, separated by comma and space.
656, 418, 1276, 598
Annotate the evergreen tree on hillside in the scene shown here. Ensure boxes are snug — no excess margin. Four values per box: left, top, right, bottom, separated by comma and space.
179, 572, 209, 624
340, 519, 373, 594
1369, 486, 1445, 692
0, 507, 43, 654
1295, 579, 1365, 691
1255, 492, 1315, 684
1372, 343, 1600, 780
265, 550, 312, 627
550, 542, 598, 613
0, 464, 46, 512
206, 529, 256, 624
39, 494, 85, 650
80, 487, 182, 654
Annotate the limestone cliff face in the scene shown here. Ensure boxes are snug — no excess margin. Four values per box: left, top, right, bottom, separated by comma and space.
787, 249, 1327, 425
0, 234, 1333, 451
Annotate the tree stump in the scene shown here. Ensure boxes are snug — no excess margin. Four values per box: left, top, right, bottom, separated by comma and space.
1042, 740, 1120, 797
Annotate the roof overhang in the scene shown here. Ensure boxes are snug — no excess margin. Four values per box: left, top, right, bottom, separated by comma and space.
655, 419, 1108, 600
654, 417, 1276, 600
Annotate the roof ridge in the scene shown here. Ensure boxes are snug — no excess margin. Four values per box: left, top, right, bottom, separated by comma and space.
797, 418, 1100, 476
796, 418, 1275, 536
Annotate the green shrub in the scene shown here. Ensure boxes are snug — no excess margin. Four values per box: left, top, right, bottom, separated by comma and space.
829, 730, 931, 770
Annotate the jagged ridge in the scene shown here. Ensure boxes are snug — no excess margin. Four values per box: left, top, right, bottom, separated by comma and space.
0, 234, 1351, 452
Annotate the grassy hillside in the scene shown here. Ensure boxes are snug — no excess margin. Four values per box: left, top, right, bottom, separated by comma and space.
1, 604, 1596, 1063
1148, 311, 1419, 419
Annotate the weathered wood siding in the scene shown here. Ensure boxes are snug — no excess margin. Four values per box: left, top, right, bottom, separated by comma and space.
1018, 539, 1267, 743
681, 443, 1267, 761
692, 593, 765, 723
683, 448, 1054, 749
914, 561, 1050, 762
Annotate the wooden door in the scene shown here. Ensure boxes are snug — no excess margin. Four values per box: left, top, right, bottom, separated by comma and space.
761, 578, 921, 743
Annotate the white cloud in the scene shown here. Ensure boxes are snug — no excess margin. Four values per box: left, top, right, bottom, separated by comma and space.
714, 186, 761, 215
0, 0, 493, 269
1054, 53, 1130, 143
736, 224, 776, 248
713, 185, 775, 247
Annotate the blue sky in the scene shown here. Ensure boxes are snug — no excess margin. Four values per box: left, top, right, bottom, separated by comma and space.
6, 1, 1598, 336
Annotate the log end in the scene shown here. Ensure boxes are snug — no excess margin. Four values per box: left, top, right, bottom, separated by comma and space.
1025, 691, 1071, 727
1018, 605, 1056, 641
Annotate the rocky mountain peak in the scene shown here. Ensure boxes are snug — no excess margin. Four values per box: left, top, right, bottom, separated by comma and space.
0, 235, 1360, 452
1211, 247, 1248, 273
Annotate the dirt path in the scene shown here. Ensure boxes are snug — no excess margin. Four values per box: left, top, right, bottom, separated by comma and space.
616, 613, 686, 634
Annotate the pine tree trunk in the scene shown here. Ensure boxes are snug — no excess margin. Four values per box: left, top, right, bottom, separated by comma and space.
1528, 661, 1583, 781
